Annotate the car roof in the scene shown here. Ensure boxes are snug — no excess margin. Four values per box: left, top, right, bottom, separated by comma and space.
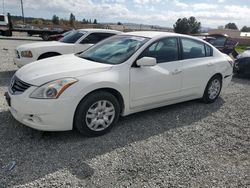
122, 31, 207, 42
77, 28, 121, 34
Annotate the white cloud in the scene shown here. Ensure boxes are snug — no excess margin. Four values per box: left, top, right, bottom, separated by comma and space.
4, 0, 250, 28
173, 0, 188, 9
192, 3, 218, 11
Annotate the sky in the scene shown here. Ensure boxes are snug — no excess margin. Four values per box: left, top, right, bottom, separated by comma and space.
1, 0, 250, 29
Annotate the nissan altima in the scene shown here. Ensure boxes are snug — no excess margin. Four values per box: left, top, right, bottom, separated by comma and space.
5, 31, 233, 136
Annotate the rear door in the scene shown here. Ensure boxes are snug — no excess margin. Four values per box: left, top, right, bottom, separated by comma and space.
180, 37, 214, 98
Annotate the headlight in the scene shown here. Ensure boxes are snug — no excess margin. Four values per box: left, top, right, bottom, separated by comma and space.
21, 50, 33, 58
30, 78, 78, 99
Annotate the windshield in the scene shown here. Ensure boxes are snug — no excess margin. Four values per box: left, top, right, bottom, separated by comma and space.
79, 35, 149, 64
60, 30, 86, 43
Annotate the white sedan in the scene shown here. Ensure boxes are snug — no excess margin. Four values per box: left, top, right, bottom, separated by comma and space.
14, 29, 121, 67
6, 31, 233, 136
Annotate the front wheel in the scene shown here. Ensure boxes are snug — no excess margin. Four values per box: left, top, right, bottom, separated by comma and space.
74, 91, 120, 137
202, 75, 222, 103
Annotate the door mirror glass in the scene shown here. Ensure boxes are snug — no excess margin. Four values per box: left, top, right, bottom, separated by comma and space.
136, 57, 157, 67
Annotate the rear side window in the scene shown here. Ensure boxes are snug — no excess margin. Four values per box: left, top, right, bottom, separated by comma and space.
139, 37, 179, 63
80, 33, 116, 44
205, 44, 213, 57
181, 38, 205, 59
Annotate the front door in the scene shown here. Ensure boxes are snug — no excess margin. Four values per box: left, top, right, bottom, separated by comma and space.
130, 37, 182, 109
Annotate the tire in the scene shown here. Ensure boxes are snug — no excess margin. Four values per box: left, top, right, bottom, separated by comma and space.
202, 75, 222, 103
38, 52, 60, 60
41, 33, 49, 41
74, 91, 120, 137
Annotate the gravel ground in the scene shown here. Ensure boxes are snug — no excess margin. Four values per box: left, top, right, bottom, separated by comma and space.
0, 39, 250, 188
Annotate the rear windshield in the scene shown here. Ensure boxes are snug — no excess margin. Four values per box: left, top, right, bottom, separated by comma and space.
0, 16, 5, 22
60, 31, 86, 44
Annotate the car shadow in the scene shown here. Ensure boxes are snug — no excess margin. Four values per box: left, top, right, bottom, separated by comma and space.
232, 74, 250, 85
0, 98, 225, 187
0, 70, 15, 87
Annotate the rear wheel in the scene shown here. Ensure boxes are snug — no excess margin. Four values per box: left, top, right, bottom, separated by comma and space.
74, 91, 120, 136
202, 75, 222, 103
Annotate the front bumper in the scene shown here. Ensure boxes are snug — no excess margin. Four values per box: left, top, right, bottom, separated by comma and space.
6, 88, 78, 131
13, 57, 34, 68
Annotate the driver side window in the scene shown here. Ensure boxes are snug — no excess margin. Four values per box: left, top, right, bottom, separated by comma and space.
139, 38, 179, 63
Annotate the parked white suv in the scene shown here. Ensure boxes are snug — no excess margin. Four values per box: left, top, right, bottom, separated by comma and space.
6, 32, 233, 136
14, 29, 121, 67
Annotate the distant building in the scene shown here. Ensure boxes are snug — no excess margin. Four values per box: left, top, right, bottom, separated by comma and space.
208, 29, 240, 38
240, 32, 250, 37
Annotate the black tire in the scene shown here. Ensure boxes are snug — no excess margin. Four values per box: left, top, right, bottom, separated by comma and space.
74, 91, 120, 137
202, 75, 222, 103
38, 52, 61, 60
41, 33, 50, 41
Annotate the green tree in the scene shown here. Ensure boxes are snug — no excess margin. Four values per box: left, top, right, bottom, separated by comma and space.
225, 23, 238, 30
69, 13, 76, 27
93, 19, 97, 24
32, 18, 43, 26
173, 17, 201, 34
52, 15, 59, 25
241, 26, 250, 32
188, 16, 201, 34
117, 22, 122, 25
173, 18, 189, 34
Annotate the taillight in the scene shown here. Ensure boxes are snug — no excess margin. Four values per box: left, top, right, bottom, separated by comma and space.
228, 59, 234, 67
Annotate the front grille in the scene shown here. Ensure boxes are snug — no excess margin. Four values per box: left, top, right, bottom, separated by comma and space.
9, 76, 31, 95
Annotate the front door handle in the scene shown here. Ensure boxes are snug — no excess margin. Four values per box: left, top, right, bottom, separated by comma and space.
172, 69, 182, 75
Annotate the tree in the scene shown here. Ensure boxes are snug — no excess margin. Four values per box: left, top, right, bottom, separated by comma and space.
52, 15, 59, 25
117, 22, 122, 25
173, 17, 201, 34
225, 23, 238, 30
173, 17, 200, 34
69, 13, 76, 27
241, 26, 250, 32
93, 19, 97, 24
32, 18, 43, 26
173, 18, 189, 34
188, 16, 201, 34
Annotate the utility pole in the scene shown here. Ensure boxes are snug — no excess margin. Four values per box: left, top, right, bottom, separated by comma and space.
21, 0, 24, 24
2, 0, 5, 14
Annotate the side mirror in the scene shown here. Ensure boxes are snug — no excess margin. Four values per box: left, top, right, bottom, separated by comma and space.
136, 57, 157, 67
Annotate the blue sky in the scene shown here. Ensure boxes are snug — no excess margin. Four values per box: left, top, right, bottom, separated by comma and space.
2, 0, 250, 29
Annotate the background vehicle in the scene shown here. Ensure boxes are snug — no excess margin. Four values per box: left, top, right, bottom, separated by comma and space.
6, 32, 233, 136
234, 50, 250, 75
0, 14, 12, 36
48, 30, 73, 41
0, 13, 65, 40
14, 29, 121, 67
203, 34, 238, 57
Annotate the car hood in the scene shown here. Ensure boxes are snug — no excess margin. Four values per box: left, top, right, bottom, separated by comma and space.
15, 54, 113, 86
16, 41, 74, 51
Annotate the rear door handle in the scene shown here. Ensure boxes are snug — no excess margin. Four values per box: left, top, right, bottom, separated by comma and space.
172, 69, 182, 75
